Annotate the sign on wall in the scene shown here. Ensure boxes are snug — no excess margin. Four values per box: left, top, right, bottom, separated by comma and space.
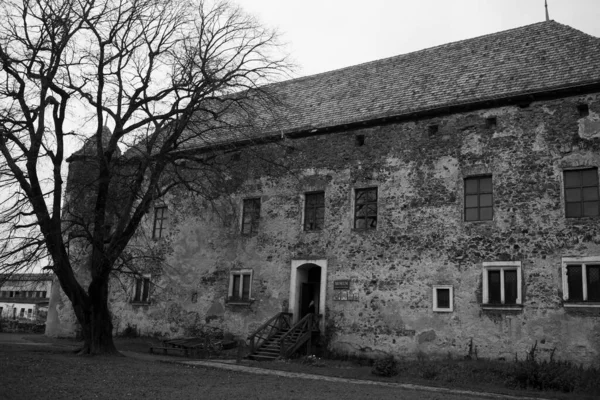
333, 280, 350, 290
333, 279, 358, 301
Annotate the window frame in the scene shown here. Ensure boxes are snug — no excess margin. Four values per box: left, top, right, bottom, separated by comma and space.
304, 191, 325, 231
464, 175, 493, 222
432, 285, 454, 312
481, 261, 522, 310
152, 206, 168, 239
562, 256, 600, 307
563, 167, 599, 219
132, 274, 151, 304
353, 187, 378, 230
228, 269, 253, 303
241, 198, 261, 235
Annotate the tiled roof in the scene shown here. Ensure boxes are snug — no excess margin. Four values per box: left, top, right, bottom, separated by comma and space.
0, 273, 53, 282
270, 21, 600, 131
185, 21, 600, 149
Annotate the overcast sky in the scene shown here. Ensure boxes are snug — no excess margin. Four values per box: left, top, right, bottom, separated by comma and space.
238, 0, 600, 77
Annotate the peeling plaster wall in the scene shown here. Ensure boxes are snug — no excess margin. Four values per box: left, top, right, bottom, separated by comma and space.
55, 93, 600, 364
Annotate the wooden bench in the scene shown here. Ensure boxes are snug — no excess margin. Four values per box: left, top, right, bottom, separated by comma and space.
149, 337, 223, 358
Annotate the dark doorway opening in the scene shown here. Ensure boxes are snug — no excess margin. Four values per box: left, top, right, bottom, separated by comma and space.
300, 265, 321, 318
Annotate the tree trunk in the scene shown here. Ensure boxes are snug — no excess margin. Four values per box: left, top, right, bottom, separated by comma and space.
77, 278, 121, 356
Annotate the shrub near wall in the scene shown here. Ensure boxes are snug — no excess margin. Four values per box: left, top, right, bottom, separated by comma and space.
0, 318, 45, 334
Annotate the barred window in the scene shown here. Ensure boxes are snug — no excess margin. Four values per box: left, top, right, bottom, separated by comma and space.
241, 198, 261, 235
564, 168, 599, 218
152, 206, 168, 238
464, 176, 493, 221
354, 188, 377, 230
304, 192, 325, 231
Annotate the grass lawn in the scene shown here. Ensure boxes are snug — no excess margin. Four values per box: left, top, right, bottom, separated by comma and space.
1, 334, 598, 400
0, 340, 486, 400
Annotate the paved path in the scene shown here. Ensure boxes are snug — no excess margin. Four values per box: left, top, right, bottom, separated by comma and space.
122, 351, 550, 400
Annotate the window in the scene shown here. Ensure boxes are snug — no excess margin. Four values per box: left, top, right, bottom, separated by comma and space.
19, 308, 24, 318
482, 261, 522, 308
355, 135, 365, 146
152, 206, 168, 238
241, 198, 261, 235
133, 275, 151, 303
228, 270, 253, 302
27, 309, 32, 319
304, 192, 325, 231
354, 188, 377, 230
577, 104, 589, 117
464, 176, 493, 221
564, 168, 599, 218
428, 124, 439, 137
562, 257, 600, 305
432, 285, 454, 312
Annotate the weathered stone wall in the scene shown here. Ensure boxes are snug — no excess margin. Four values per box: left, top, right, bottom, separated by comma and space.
56, 92, 600, 364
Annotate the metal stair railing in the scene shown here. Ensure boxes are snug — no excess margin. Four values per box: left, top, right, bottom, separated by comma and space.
247, 312, 292, 354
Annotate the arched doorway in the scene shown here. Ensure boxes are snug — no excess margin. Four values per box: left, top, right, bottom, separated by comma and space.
289, 259, 327, 331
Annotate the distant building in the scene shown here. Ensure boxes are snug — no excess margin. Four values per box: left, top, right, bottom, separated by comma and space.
50, 21, 600, 364
0, 274, 52, 321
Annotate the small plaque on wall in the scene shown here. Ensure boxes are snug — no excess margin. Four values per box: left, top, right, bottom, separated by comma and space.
333, 279, 350, 290
333, 290, 359, 301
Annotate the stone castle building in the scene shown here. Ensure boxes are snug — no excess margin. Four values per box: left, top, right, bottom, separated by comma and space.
48, 21, 600, 364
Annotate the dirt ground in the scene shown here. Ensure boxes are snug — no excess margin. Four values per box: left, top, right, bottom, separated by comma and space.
0, 334, 593, 400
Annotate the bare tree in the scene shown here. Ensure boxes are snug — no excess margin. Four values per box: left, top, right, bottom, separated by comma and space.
0, 0, 289, 354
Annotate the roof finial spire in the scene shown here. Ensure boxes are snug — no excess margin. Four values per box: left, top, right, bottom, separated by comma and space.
545, 0, 550, 21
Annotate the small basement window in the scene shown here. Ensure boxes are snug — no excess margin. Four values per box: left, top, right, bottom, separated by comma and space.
433, 285, 453, 312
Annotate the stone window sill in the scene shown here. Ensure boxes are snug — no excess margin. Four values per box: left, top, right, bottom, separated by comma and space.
130, 301, 151, 306
351, 228, 377, 233
464, 219, 494, 225
564, 216, 600, 225
481, 304, 523, 311
226, 299, 254, 307
563, 302, 600, 308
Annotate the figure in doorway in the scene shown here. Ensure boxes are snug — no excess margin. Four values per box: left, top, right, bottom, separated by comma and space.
308, 300, 316, 328
308, 300, 315, 315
